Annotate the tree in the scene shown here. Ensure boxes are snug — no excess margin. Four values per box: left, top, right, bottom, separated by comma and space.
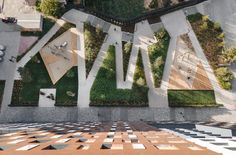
18, 67, 33, 83
40, 0, 62, 17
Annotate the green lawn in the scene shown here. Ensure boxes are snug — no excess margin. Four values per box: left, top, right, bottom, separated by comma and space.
90, 46, 148, 107
11, 54, 78, 106
0, 81, 5, 108
85, 0, 146, 20
168, 90, 218, 107
84, 23, 106, 76
148, 29, 170, 87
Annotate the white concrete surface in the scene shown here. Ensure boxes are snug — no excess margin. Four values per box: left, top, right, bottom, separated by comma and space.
38, 88, 56, 107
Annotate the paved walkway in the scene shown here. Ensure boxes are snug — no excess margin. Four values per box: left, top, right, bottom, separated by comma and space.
16, 19, 66, 70
0, 32, 21, 112
161, 10, 236, 109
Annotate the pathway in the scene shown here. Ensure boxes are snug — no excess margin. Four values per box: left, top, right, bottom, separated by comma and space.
161, 10, 236, 110
0, 31, 21, 112
16, 19, 66, 70
122, 21, 156, 89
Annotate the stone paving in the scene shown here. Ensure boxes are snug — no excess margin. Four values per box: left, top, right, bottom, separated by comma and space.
0, 107, 233, 123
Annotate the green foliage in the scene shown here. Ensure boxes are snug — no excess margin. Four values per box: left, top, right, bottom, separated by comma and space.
122, 41, 132, 80
200, 22, 208, 30
18, 67, 33, 83
66, 69, 75, 78
12, 54, 78, 106
149, 0, 159, 8
218, 41, 225, 48
90, 46, 148, 107
85, 0, 146, 20
36, 0, 41, 12
188, 13, 233, 90
124, 41, 132, 54
134, 50, 147, 85
136, 77, 145, 86
31, 55, 40, 63
202, 15, 209, 22
40, 0, 62, 17
153, 56, 164, 69
214, 22, 221, 30
223, 46, 236, 63
148, 29, 170, 87
84, 23, 106, 76
49, 22, 76, 42
168, 90, 217, 107
217, 32, 225, 39
187, 13, 202, 23
215, 67, 234, 90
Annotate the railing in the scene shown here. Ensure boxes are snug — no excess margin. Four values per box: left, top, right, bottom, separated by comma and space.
78, 0, 208, 26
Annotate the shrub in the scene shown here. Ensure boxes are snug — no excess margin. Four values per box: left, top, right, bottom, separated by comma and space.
218, 41, 225, 48
31, 55, 40, 63
153, 56, 164, 69
148, 29, 170, 87
217, 32, 225, 39
124, 41, 132, 54
214, 22, 221, 30
202, 15, 209, 22
122, 41, 132, 80
215, 67, 234, 90
84, 22, 106, 76
188, 13, 232, 90
40, 0, 62, 17
136, 77, 145, 86
149, 0, 158, 8
36, 0, 41, 11
187, 13, 202, 23
18, 67, 33, 83
223, 46, 236, 63
66, 69, 75, 78
200, 22, 208, 30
